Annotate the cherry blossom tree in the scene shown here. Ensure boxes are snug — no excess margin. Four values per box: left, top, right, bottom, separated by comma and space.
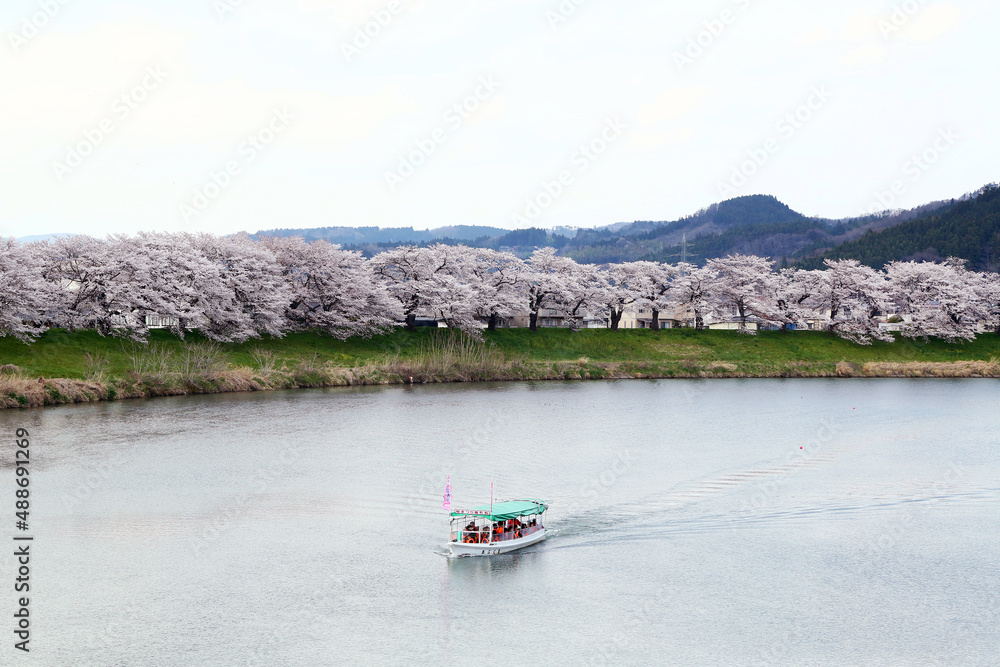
619, 261, 678, 331
885, 259, 988, 342
562, 263, 607, 330
370, 244, 478, 333
601, 263, 657, 331
983, 271, 1000, 334
673, 262, 716, 330
185, 234, 289, 342
810, 259, 892, 344
772, 269, 823, 331
261, 236, 397, 339
120, 232, 220, 338
705, 254, 779, 333
522, 248, 580, 331
601, 270, 631, 331
0, 239, 47, 342
36, 235, 150, 338
462, 248, 526, 331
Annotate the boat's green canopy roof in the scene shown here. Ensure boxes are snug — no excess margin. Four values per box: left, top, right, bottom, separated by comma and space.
450, 499, 547, 521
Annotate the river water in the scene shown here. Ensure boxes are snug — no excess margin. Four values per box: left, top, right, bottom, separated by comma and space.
2, 379, 998, 666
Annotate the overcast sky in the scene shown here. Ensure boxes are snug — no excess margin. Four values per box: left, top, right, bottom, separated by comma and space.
1, 0, 997, 238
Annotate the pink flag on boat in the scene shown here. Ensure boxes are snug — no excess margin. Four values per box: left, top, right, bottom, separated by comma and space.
442, 475, 452, 511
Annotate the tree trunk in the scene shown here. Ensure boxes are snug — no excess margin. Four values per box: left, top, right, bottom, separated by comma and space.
488, 312, 498, 332
405, 313, 416, 332
610, 308, 623, 331
529, 311, 538, 332
650, 308, 660, 331
695, 310, 704, 331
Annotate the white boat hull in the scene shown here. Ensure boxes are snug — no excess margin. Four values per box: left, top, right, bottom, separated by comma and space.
446, 528, 548, 557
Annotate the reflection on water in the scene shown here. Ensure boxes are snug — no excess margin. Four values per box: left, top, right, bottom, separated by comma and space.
2, 379, 998, 666
446, 549, 538, 575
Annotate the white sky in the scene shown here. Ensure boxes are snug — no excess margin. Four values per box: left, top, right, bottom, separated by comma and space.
1, 0, 997, 237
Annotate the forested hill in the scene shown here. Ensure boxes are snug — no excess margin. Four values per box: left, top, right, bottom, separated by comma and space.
555, 195, 784, 261
544, 194, 960, 265
798, 184, 1000, 271
561, 194, 834, 264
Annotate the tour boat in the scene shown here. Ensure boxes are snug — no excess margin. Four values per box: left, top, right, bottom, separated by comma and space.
445, 499, 549, 557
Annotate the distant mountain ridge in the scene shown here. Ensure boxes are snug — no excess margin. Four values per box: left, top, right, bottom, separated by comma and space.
255, 184, 998, 270
15, 233, 73, 243
255, 225, 511, 245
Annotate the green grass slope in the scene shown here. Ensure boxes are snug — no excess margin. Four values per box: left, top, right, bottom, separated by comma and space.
1, 328, 999, 381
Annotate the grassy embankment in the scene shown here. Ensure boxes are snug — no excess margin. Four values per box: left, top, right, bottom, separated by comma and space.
0, 327, 998, 409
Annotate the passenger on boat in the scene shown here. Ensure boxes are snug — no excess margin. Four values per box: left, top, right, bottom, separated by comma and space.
462, 522, 481, 544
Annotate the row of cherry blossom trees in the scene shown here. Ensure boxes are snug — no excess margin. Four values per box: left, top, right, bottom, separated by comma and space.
1, 234, 997, 344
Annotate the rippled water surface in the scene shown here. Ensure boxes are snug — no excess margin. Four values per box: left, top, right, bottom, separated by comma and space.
3, 379, 998, 666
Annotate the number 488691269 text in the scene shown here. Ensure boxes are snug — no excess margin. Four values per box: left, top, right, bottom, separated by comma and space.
15, 429, 29, 531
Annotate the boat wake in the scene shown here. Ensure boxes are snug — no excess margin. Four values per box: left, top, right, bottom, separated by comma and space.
546, 485, 999, 550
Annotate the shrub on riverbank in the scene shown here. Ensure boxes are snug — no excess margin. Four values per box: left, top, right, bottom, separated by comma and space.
378, 330, 530, 382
